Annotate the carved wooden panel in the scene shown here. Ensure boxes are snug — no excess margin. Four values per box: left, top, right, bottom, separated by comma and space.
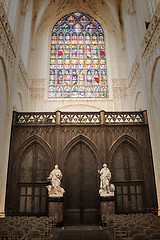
6, 111, 157, 218
63, 143, 99, 225
112, 142, 145, 213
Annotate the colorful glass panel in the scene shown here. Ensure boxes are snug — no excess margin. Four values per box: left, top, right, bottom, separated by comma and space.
60, 23, 70, 33
49, 12, 109, 98
65, 33, 70, 44
85, 23, 96, 33
67, 15, 76, 25
73, 23, 82, 33
80, 15, 89, 25
79, 33, 84, 44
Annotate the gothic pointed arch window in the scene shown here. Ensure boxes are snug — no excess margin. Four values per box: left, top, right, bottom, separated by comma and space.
49, 12, 109, 98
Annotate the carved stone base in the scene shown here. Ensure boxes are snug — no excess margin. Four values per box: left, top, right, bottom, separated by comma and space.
0, 212, 5, 218
48, 197, 64, 227
100, 196, 115, 222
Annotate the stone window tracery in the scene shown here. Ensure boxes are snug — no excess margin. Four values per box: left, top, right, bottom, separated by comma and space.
48, 12, 109, 98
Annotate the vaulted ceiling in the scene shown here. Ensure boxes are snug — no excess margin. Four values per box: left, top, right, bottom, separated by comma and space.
32, 0, 124, 36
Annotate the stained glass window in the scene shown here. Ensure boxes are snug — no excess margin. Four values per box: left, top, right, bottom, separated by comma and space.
49, 12, 109, 98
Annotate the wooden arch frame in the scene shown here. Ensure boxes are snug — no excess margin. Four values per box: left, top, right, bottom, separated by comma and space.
61, 134, 100, 171
12, 134, 54, 184
6, 134, 54, 215
106, 134, 154, 209
107, 133, 149, 172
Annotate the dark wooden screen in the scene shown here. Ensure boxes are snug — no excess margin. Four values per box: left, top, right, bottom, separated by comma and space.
6, 111, 158, 218
112, 142, 146, 213
63, 143, 100, 225
17, 144, 49, 216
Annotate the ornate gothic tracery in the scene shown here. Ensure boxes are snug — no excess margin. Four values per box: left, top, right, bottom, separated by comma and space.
48, 12, 109, 98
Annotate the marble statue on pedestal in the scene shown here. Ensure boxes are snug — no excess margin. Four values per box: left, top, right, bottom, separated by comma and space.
98, 164, 115, 196
46, 165, 65, 197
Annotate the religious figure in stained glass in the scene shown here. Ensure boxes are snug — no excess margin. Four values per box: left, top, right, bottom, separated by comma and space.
72, 33, 77, 44
87, 70, 92, 85
100, 46, 105, 59
65, 45, 70, 59
67, 15, 76, 25
72, 45, 77, 58
92, 33, 98, 44
58, 33, 64, 44
86, 45, 91, 59
79, 70, 85, 82
79, 33, 84, 44
80, 15, 88, 25
52, 34, 57, 44
51, 45, 57, 58
65, 33, 70, 44
72, 70, 78, 85
94, 70, 100, 84
99, 34, 104, 44
79, 45, 84, 58
49, 12, 109, 98
58, 45, 63, 58
85, 33, 91, 44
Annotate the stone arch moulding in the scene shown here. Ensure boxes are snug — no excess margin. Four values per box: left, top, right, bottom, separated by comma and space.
150, 56, 160, 101
107, 134, 149, 172
61, 134, 100, 171
0, 56, 9, 109
13, 92, 24, 112
13, 134, 54, 182
134, 91, 141, 110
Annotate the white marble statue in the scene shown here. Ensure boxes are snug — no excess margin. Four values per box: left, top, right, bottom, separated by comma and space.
98, 164, 115, 196
46, 165, 65, 197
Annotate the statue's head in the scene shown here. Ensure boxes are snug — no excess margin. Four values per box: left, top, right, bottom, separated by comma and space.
55, 165, 58, 169
103, 164, 107, 168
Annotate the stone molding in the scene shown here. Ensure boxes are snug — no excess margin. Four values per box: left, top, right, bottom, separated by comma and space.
141, 3, 160, 57
0, 2, 29, 105
127, 0, 135, 15
0, 17, 15, 68
18, 56, 29, 88
30, 79, 45, 89
127, 3, 160, 98
0, 2, 17, 56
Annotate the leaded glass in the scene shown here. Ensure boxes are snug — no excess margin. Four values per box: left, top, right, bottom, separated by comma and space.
49, 12, 109, 98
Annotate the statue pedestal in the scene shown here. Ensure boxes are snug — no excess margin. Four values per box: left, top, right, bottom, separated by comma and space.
100, 193, 115, 222
48, 196, 64, 227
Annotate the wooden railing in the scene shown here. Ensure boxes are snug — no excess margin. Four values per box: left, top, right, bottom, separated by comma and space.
13, 110, 147, 126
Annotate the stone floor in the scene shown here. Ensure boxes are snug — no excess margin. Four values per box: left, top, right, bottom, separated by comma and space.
52, 226, 108, 240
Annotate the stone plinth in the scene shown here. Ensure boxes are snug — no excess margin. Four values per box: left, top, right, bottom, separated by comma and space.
100, 195, 115, 220
48, 196, 63, 227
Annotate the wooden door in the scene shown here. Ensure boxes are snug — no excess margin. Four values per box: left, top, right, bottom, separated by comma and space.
64, 143, 100, 225
18, 144, 49, 216
112, 142, 146, 213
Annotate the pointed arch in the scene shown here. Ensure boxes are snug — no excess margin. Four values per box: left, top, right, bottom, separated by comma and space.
107, 134, 149, 170
48, 11, 109, 99
150, 56, 160, 109
61, 134, 100, 169
150, 56, 160, 94
14, 134, 54, 171
134, 91, 141, 110
0, 56, 9, 108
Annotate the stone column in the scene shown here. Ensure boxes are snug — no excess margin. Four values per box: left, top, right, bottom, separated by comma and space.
100, 195, 115, 222
56, 111, 61, 125
100, 110, 105, 125
48, 196, 64, 227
